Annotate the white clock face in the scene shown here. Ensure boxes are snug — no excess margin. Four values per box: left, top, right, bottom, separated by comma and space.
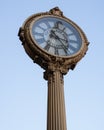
31, 17, 82, 56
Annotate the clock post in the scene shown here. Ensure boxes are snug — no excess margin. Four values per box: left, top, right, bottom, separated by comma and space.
44, 62, 69, 130
18, 7, 89, 130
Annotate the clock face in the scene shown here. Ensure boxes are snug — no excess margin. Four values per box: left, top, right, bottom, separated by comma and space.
30, 17, 82, 56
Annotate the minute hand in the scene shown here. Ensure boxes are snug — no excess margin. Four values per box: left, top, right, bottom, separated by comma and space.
56, 36, 68, 52
51, 30, 68, 42
54, 34, 70, 54
51, 30, 70, 54
58, 37, 68, 42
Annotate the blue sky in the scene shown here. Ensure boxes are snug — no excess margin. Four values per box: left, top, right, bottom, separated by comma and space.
0, 0, 104, 130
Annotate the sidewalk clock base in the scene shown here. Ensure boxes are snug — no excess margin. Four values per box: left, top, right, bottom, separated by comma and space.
18, 7, 89, 130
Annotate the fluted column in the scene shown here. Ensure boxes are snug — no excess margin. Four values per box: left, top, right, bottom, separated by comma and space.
44, 70, 67, 130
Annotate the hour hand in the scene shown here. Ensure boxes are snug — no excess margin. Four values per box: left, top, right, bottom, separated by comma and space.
50, 30, 57, 38
50, 30, 68, 42
57, 37, 68, 43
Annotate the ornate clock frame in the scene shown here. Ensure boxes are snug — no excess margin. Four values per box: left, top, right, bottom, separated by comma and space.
18, 7, 89, 77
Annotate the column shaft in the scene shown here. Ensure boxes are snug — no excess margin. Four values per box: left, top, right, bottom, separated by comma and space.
47, 70, 67, 130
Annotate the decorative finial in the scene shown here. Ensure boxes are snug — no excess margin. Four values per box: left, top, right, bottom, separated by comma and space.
49, 7, 63, 16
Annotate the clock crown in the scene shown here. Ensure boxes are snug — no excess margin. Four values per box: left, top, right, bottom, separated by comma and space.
49, 7, 63, 16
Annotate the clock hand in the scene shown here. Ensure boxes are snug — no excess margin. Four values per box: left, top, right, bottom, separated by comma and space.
57, 37, 68, 42
51, 30, 67, 46
50, 30, 58, 39
50, 30, 71, 55
51, 30, 70, 55
50, 30, 68, 42
56, 36, 70, 54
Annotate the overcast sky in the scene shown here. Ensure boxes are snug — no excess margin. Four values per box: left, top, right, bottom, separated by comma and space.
0, 0, 104, 130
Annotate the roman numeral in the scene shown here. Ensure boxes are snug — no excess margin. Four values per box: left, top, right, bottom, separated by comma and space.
37, 25, 46, 31
44, 44, 50, 51
69, 39, 77, 43
33, 32, 44, 37
55, 47, 59, 55
70, 42, 78, 49
69, 44, 77, 51
36, 38, 45, 44
62, 27, 66, 31
45, 21, 51, 28
68, 33, 74, 36
61, 45, 70, 56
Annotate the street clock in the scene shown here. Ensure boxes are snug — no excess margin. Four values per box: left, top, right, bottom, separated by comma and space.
18, 7, 89, 130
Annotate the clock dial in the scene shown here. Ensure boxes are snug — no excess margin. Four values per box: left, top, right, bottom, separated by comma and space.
31, 17, 82, 56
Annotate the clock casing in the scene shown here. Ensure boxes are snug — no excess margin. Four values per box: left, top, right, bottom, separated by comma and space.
18, 7, 89, 74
